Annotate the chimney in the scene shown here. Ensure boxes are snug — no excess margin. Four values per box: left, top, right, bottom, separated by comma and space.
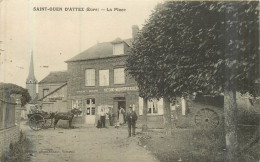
132, 25, 139, 40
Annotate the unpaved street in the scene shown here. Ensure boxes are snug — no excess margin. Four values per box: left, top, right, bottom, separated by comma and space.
21, 122, 158, 162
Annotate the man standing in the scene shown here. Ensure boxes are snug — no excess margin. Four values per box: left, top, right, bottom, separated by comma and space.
100, 108, 106, 128
126, 106, 138, 137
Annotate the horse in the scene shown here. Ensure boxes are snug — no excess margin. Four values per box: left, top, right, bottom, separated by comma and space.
53, 108, 82, 129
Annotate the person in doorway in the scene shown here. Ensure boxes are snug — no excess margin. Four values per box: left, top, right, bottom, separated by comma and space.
100, 108, 106, 128
119, 107, 125, 125
126, 106, 138, 137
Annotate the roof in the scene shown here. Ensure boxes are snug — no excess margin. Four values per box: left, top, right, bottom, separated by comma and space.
66, 38, 133, 62
38, 71, 68, 84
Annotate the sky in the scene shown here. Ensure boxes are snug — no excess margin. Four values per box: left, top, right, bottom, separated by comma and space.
0, 0, 162, 88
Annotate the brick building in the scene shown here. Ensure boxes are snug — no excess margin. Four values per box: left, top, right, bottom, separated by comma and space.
66, 26, 165, 126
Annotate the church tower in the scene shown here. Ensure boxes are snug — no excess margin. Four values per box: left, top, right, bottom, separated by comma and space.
26, 52, 37, 101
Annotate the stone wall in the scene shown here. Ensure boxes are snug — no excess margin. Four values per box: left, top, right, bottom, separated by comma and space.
0, 94, 21, 156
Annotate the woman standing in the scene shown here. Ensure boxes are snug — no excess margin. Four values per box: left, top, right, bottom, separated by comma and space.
118, 107, 125, 125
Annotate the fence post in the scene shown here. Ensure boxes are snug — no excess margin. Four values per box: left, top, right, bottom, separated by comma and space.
11, 94, 22, 125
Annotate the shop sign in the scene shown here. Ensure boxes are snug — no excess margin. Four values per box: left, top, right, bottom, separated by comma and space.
76, 90, 87, 94
89, 90, 98, 93
104, 86, 138, 92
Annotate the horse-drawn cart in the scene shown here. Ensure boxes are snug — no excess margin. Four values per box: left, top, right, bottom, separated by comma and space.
27, 110, 55, 131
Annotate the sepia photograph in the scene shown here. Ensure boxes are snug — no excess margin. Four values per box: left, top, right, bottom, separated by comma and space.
0, 0, 260, 161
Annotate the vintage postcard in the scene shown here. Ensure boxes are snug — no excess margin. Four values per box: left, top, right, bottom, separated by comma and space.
0, 1, 259, 162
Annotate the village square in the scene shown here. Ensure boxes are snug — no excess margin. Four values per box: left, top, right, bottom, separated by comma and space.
1, 1, 260, 162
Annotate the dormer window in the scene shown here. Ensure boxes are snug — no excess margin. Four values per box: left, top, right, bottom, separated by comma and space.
113, 43, 124, 55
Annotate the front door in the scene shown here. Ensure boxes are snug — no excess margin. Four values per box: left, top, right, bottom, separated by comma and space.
85, 98, 96, 124
113, 97, 126, 124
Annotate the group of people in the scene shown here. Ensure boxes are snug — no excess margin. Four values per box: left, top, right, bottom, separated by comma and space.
98, 106, 138, 137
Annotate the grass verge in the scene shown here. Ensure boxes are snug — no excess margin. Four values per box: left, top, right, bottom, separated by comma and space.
139, 126, 260, 162
1, 130, 33, 162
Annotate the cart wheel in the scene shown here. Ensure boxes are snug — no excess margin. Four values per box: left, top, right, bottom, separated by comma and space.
29, 115, 44, 131
194, 108, 220, 129
43, 119, 53, 129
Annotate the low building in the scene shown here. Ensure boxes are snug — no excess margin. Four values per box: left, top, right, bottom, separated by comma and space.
38, 71, 68, 112
66, 26, 167, 127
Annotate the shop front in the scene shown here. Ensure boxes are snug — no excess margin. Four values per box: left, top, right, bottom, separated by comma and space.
70, 85, 139, 125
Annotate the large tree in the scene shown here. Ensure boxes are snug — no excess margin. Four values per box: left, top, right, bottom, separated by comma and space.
0, 83, 31, 106
126, 1, 259, 161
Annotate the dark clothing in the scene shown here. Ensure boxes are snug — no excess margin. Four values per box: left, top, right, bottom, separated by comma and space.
100, 116, 106, 128
128, 121, 136, 136
126, 111, 138, 136
126, 111, 138, 123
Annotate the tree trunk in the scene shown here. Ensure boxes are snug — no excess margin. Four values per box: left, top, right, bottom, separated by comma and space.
142, 97, 148, 132
224, 89, 239, 162
163, 97, 171, 135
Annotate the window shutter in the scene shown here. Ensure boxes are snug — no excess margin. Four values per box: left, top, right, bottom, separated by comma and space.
158, 98, 163, 115
139, 97, 143, 115
85, 69, 95, 86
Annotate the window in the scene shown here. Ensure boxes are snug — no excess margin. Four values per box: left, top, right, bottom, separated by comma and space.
85, 98, 95, 116
72, 100, 83, 116
148, 99, 158, 114
85, 69, 95, 86
99, 70, 109, 86
113, 43, 124, 55
43, 89, 49, 97
114, 68, 125, 84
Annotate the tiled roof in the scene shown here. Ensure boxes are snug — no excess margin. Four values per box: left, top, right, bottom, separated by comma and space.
66, 38, 133, 62
38, 71, 68, 84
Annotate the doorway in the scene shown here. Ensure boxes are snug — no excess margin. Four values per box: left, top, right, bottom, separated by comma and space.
117, 101, 126, 119
85, 98, 96, 124
113, 97, 125, 124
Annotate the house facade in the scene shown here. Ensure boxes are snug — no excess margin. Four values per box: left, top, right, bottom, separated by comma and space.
66, 26, 165, 127
38, 71, 68, 112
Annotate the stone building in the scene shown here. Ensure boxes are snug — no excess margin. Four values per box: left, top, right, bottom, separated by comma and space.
66, 26, 165, 127
38, 71, 68, 112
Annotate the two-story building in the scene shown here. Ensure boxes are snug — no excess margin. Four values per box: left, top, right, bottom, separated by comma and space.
66, 26, 165, 126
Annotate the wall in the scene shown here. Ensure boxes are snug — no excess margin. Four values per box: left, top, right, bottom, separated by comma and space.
26, 83, 37, 100
0, 94, 21, 156
39, 84, 67, 112
38, 83, 65, 99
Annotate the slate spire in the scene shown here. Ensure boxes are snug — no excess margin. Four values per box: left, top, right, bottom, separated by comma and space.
26, 52, 37, 84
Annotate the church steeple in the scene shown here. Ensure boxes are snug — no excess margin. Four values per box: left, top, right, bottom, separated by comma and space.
26, 52, 37, 84
26, 52, 37, 101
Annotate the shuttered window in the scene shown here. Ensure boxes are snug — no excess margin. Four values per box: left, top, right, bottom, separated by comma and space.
99, 69, 109, 86
114, 68, 125, 84
85, 69, 95, 86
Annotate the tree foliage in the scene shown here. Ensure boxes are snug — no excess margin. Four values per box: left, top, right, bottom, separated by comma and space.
0, 83, 31, 106
126, 1, 259, 100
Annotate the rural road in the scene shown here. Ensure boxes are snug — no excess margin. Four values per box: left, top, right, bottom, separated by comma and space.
21, 121, 159, 162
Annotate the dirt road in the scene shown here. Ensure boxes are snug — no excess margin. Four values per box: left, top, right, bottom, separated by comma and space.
21, 122, 158, 162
